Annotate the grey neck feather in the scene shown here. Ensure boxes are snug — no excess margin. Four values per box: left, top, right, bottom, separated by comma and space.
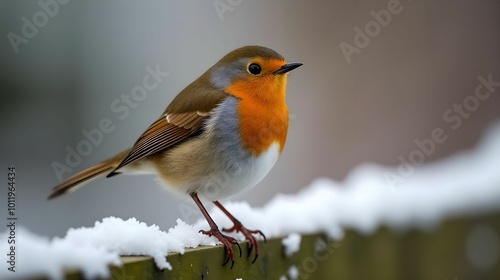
210, 58, 249, 90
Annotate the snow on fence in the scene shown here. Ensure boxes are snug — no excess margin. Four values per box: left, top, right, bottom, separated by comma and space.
38, 213, 500, 279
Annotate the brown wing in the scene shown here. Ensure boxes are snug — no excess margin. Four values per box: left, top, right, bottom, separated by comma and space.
107, 71, 228, 177
107, 111, 208, 177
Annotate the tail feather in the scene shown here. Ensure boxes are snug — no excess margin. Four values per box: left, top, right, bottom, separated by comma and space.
47, 161, 113, 199
48, 149, 131, 200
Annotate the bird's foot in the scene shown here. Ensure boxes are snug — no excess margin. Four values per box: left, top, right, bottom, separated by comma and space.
199, 227, 242, 269
222, 222, 266, 263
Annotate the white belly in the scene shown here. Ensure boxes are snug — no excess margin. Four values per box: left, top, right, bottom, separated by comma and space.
197, 142, 281, 201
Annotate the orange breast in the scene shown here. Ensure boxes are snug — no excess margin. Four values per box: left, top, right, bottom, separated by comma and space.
226, 74, 289, 156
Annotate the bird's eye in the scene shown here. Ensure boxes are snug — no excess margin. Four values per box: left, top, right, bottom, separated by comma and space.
247, 63, 262, 75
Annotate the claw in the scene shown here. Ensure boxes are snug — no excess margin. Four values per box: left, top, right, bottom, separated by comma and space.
247, 243, 253, 257
235, 241, 242, 258
251, 252, 259, 264
222, 256, 234, 269
222, 223, 264, 263
198, 227, 240, 269
212, 200, 266, 264
258, 230, 267, 243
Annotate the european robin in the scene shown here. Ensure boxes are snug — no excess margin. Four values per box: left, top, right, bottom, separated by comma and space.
48, 45, 302, 267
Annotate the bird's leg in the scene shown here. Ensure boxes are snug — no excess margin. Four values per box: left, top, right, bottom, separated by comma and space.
190, 192, 241, 268
213, 201, 266, 263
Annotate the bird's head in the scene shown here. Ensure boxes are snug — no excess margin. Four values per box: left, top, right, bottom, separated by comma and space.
209, 46, 302, 103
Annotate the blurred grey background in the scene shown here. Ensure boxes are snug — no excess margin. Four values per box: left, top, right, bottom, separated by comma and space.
0, 0, 499, 237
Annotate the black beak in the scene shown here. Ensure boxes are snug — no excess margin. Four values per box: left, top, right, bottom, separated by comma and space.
273, 62, 303, 74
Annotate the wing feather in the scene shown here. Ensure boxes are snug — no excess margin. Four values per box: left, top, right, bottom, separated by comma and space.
107, 112, 206, 177
107, 74, 228, 177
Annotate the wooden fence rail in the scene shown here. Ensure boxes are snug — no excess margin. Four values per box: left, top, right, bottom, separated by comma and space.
32, 212, 500, 280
